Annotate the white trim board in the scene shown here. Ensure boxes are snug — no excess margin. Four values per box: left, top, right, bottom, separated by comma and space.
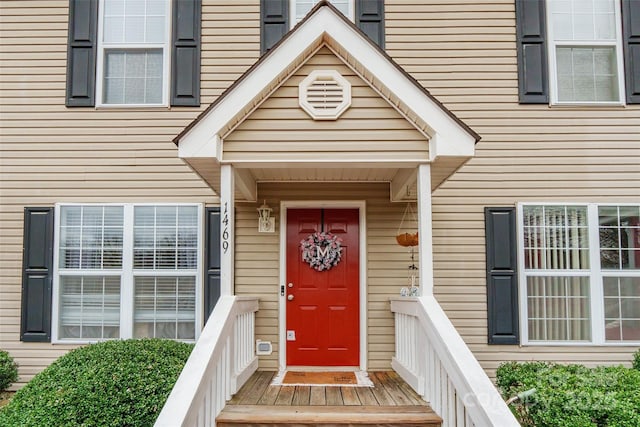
278, 200, 368, 371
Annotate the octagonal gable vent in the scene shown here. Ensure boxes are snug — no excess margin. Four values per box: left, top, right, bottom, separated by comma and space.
299, 70, 351, 120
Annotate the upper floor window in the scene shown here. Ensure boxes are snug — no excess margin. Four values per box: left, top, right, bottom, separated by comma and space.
97, 0, 170, 106
291, 0, 354, 25
515, 0, 639, 105
547, 0, 625, 104
260, 0, 384, 54
66, 0, 200, 108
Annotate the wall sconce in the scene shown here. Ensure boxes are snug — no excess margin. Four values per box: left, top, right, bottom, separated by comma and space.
257, 200, 275, 233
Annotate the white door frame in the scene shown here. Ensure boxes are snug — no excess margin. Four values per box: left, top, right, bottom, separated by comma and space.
278, 200, 367, 371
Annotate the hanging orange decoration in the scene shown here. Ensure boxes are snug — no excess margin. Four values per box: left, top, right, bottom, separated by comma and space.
396, 203, 419, 247
396, 232, 419, 247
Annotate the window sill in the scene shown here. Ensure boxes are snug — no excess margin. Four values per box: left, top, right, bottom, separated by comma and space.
95, 104, 171, 110
548, 101, 627, 108
522, 341, 640, 347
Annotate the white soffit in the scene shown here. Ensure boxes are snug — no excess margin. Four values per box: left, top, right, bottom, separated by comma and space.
177, 5, 477, 161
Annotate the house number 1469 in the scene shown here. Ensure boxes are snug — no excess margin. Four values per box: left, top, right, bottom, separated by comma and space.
222, 202, 230, 254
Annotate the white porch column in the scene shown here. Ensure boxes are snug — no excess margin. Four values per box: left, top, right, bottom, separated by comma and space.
417, 163, 434, 296
220, 164, 235, 296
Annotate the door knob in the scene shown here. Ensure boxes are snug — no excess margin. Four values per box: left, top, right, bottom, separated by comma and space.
287, 294, 294, 301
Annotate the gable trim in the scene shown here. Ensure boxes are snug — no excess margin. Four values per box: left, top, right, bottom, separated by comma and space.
176, 3, 478, 162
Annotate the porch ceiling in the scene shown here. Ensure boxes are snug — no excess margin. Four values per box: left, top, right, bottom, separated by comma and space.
192, 161, 466, 203
250, 167, 398, 182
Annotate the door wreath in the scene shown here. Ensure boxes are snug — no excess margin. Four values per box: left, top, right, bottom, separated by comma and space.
300, 231, 343, 271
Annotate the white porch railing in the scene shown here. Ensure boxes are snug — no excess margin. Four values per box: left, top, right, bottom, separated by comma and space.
391, 296, 520, 427
155, 295, 259, 427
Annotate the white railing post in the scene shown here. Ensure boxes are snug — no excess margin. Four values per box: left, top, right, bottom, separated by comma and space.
391, 297, 520, 427
155, 296, 259, 427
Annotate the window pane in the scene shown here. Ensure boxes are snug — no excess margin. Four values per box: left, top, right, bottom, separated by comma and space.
551, 0, 616, 41
556, 47, 619, 103
295, 0, 350, 22
59, 206, 123, 269
522, 205, 589, 270
527, 276, 591, 341
134, 276, 195, 340
604, 277, 640, 341
103, 0, 167, 44
103, 49, 163, 105
59, 276, 121, 339
133, 205, 198, 270
599, 205, 640, 270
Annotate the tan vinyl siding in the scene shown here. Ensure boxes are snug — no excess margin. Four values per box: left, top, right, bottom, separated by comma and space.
235, 183, 410, 370
0, 0, 236, 387
223, 47, 429, 163
2, 0, 639, 388
385, 0, 640, 376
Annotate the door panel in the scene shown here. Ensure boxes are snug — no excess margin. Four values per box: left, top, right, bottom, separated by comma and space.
286, 208, 359, 366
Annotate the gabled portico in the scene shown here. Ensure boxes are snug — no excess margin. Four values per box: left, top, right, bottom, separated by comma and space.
158, 3, 521, 426
174, 2, 479, 302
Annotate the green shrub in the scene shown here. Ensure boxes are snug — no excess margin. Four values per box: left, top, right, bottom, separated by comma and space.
0, 339, 193, 427
0, 350, 18, 392
633, 349, 640, 371
497, 361, 640, 427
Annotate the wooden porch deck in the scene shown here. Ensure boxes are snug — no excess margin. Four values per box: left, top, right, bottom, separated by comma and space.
217, 371, 442, 426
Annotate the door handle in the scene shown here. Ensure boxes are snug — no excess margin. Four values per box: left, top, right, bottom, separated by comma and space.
287, 294, 294, 301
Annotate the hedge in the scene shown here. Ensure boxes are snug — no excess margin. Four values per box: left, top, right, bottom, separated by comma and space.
0, 350, 18, 392
0, 339, 193, 427
497, 357, 640, 427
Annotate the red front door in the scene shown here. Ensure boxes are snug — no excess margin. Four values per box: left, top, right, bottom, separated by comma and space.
286, 208, 360, 366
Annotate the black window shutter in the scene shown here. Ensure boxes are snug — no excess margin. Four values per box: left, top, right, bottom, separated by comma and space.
485, 207, 519, 345
261, 0, 289, 54
66, 0, 98, 107
21, 207, 54, 342
204, 207, 221, 322
171, 0, 201, 106
355, 0, 385, 48
515, 0, 548, 103
622, 0, 640, 104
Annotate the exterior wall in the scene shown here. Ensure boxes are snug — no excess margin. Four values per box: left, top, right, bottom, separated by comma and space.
1, 0, 639, 387
235, 183, 411, 371
0, 0, 225, 386
224, 47, 429, 162
383, 0, 640, 377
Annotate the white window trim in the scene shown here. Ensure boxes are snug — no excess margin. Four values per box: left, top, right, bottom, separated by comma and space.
95, 0, 172, 108
546, 0, 626, 106
52, 202, 203, 344
518, 202, 640, 346
290, 0, 355, 27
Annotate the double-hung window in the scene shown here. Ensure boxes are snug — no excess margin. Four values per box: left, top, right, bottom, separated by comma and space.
519, 203, 640, 344
53, 203, 201, 343
260, 0, 383, 54
547, 0, 625, 104
516, 0, 639, 105
96, 0, 170, 106
291, 0, 354, 25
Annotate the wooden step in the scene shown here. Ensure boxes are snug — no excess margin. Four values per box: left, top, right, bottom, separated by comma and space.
216, 404, 442, 426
